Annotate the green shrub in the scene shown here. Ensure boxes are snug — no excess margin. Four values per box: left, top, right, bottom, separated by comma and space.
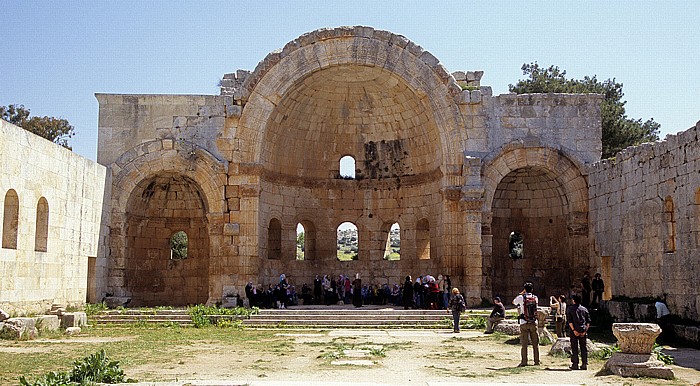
187, 305, 259, 328
19, 349, 133, 386
590, 344, 620, 360
653, 343, 675, 365
464, 316, 486, 330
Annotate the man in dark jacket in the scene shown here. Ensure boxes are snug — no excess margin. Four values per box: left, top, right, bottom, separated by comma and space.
566, 294, 591, 370
485, 297, 506, 334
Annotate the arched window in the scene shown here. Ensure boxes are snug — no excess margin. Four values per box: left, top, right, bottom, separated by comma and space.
2, 189, 19, 249
663, 196, 676, 253
383, 222, 400, 260
268, 218, 282, 259
337, 222, 358, 261
169, 231, 188, 259
339, 155, 356, 179
417, 218, 430, 260
35, 197, 49, 252
509, 231, 524, 259
296, 223, 305, 260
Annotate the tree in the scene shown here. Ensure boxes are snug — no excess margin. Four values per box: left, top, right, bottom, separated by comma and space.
509, 63, 660, 159
1, 104, 75, 149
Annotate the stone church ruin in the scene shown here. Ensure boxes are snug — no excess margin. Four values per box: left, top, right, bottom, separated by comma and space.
1, 27, 699, 330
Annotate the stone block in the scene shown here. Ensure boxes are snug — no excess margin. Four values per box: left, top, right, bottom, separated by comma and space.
61, 312, 88, 328
223, 223, 240, 236
549, 337, 596, 357
605, 352, 674, 380
613, 323, 661, 354
103, 297, 130, 308
65, 327, 81, 336
0, 308, 8, 321
0, 317, 38, 340
494, 319, 520, 335
35, 315, 60, 331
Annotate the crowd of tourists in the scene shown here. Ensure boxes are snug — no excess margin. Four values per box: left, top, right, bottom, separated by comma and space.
244, 273, 455, 310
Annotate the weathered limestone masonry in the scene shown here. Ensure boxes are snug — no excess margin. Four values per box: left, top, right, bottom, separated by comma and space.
590, 121, 700, 322
0, 120, 106, 315
95, 26, 602, 307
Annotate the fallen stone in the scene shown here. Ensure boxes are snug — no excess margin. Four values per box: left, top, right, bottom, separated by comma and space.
549, 337, 596, 357
605, 352, 674, 380
61, 312, 88, 328
494, 320, 520, 335
65, 327, 82, 336
0, 308, 9, 321
0, 317, 38, 340
343, 349, 370, 358
35, 315, 60, 331
103, 297, 130, 308
331, 359, 374, 366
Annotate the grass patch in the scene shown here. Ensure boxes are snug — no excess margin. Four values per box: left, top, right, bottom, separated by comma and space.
0, 326, 282, 384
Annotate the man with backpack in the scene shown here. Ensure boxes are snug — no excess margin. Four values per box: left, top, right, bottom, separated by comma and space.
512, 282, 539, 367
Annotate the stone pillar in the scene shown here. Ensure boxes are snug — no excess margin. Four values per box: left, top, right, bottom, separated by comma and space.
605, 323, 674, 379
461, 193, 483, 306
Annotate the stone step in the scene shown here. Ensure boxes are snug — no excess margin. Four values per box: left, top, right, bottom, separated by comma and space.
90, 307, 489, 328
92, 315, 193, 322
92, 318, 195, 327
247, 314, 448, 321
256, 309, 458, 316
242, 319, 447, 328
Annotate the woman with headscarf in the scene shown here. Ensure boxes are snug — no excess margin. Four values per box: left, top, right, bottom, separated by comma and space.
352, 273, 362, 307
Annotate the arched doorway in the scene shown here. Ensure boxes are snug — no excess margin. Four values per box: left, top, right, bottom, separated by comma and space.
491, 166, 571, 298
483, 147, 590, 300
124, 173, 210, 306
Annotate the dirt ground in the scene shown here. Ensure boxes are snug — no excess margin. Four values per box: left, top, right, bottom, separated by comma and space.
119, 329, 700, 386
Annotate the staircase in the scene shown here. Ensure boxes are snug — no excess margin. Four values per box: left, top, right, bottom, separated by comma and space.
90, 306, 492, 329
90, 309, 194, 327
243, 307, 452, 328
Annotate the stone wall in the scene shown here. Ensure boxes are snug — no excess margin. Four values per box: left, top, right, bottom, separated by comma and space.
590, 121, 700, 321
0, 120, 106, 315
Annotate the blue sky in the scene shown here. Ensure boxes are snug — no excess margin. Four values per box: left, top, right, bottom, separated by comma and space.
1, 1, 698, 161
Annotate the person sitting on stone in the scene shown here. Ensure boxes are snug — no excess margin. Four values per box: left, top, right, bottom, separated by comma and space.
485, 296, 506, 334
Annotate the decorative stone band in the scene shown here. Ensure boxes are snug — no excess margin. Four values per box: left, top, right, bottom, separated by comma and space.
612, 322, 661, 354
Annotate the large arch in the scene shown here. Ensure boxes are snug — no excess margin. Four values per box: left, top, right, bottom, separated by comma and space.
235, 26, 465, 172
482, 145, 590, 299
106, 139, 227, 305
232, 27, 465, 285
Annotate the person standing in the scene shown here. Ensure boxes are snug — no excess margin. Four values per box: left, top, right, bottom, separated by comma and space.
437, 275, 446, 309
512, 282, 539, 367
550, 295, 567, 338
485, 297, 506, 334
581, 272, 591, 308
591, 273, 604, 308
448, 287, 466, 333
352, 273, 362, 307
313, 275, 322, 305
402, 276, 414, 309
566, 294, 591, 370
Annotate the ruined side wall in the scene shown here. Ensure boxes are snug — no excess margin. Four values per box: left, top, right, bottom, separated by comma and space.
95, 94, 235, 166
0, 120, 106, 315
590, 121, 700, 321
468, 93, 603, 165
